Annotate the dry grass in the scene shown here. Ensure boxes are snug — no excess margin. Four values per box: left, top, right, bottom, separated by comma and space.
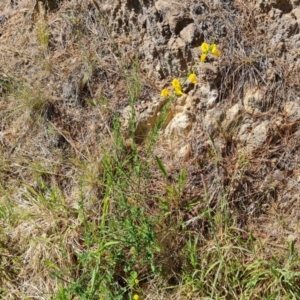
1, 0, 300, 299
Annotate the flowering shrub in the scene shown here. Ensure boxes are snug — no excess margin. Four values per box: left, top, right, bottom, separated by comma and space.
172, 78, 184, 96
200, 42, 221, 62
160, 42, 220, 97
161, 73, 197, 97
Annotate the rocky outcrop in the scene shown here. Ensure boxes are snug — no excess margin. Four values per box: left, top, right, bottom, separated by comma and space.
3, 1, 300, 284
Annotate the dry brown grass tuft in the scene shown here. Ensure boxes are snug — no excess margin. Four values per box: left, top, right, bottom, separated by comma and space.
1, 0, 300, 298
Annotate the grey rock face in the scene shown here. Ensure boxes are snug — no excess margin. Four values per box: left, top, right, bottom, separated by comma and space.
155, 0, 193, 34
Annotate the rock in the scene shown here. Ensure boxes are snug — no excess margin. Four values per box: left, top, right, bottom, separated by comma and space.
243, 88, 265, 114
179, 23, 203, 46
252, 121, 269, 148
207, 89, 219, 108
165, 111, 193, 139
155, 0, 193, 34
157, 20, 172, 38
204, 107, 224, 135
121, 96, 168, 141
192, 84, 219, 109
284, 101, 300, 122
236, 118, 270, 151
222, 103, 243, 132
168, 37, 186, 56
199, 64, 221, 87
272, 0, 293, 13
167, 36, 189, 75
292, 8, 300, 20
268, 8, 283, 20
177, 144, 191, 159
292, 0, 300, 8
237, 120, 253, 145
166, 95, 187, 122
257, 0, 293, 13
162, 95, 195, 159
182, 79, 196, 94
269, 14, 299, 38
0, 15, 7, 24
135, 99, 168, 140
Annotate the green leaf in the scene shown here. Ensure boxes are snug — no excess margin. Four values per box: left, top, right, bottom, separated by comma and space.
87, 99, 96, 106
44, 260, 60, 271
155, 156, 167, 178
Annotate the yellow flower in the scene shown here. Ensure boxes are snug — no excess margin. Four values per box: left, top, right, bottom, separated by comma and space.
134, 279, 139, 285
188, 73, 197, 84
172, 78, 181, 89
200, 53, 207, 62
175, 89, 183, 96
161, 88, 169, 97
172, 78, 184, 96
201, 42, 210, 54
200, 42, 221, 61
133, 294, 139, 300
211, 44, 221, 56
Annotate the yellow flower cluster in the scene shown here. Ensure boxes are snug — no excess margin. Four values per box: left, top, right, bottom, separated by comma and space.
172, 78, 184, 96
161, 88, 169, 97
200, 42, 221, 62
188, 73, 197, 84
160, 42, 220, 96
160, 73, 197, 97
